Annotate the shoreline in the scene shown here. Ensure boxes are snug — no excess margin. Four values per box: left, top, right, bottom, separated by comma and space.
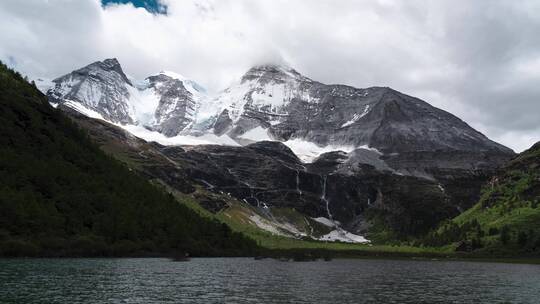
2, 252, 539, 265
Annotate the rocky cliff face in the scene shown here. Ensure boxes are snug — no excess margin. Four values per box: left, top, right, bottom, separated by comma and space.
63, 108, 455, 238
145, 73, 198, 136
48, 58, 134, 124
47, 59, 203, 135
49, 59, 517, 241
202, 64, 511, 155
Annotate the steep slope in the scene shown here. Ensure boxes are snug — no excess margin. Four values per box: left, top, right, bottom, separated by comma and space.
46, 59, 516, 242
422, 142, 540, 254
47, 59, 204, 136
47, 59, 513, 173
202, 64, 511, 155
0, 61, 257, 257
63, 107, 456, 241
48, 58, 134, 124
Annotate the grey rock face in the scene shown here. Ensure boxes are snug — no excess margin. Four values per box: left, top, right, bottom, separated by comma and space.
51, 60, 519, 239
47, 59, 203, 136
199, 64, 515, 189
48, 58, 134, 124
64, 107, 457, 237
211, 65, 315, 138
147, 74, 197, 136
210, 64, 512, 156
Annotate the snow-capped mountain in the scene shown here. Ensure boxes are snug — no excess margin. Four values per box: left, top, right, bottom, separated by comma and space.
199, 64, 512, 156
134, 71, 203, 136
48, 58, 135, 124
193, 64, 314, 136
47, 58, 513, 166
46, 58, 517, 243
47, 58, 205, 135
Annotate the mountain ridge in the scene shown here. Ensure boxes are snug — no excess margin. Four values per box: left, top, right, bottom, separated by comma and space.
42, 58, 517, 242
45, 58, 513, 157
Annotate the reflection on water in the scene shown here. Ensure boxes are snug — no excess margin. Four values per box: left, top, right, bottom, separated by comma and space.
1, 258, 539, 303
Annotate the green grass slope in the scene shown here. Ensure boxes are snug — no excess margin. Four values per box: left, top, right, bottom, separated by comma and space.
0, 62, 257, 257
421, 142, 540, 255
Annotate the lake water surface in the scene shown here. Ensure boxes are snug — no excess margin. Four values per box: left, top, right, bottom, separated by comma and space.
1, 258, 539, 303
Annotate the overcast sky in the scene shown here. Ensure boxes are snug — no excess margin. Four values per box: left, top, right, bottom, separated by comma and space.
1, 0, 538, 152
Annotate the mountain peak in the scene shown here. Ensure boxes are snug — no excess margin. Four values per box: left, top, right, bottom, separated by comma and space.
80, 58, 131, 86
241, 63, 311, 84
102, 58, 121, 67
156, 70, 187, 81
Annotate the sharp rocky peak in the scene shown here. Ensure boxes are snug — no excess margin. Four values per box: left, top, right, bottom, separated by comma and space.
80, 58, 132, 85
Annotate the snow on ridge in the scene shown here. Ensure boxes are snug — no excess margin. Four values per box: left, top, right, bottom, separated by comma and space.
341, 104, 371, 128
121, 124, 239, 146
248, 214, 307, 238
34, 77, 54, 94
155, 70, 206, 97
127, 85, 160, 126
158, 70, 187, 81
238, 126, 273, 142
56, 100, 379, 163
282, 138, 356, 163
356, 144, 382, 155
63, 100, 107, 120
61, 100, 238, 146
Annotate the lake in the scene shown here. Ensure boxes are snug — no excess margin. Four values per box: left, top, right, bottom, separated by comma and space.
0, 258, 539, 303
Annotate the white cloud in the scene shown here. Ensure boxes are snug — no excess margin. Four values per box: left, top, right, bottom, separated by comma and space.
0, 0, 538, 151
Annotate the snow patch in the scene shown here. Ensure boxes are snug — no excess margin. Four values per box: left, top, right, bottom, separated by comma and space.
318, 230, 369, 243
127, 85, 160, 125
159, 70, 187, 81
357, 144, 382, 155
312, 217, 335, 227
248, 214, 287, 236
282, 139, 356, 163
60, 100, 237, 147
341, 105, 370, 128
121, 124, 239, 146
238, 126, 272, 141
63, 100, 107, 121
157, 70, 206, 97
34, 78, 54, 94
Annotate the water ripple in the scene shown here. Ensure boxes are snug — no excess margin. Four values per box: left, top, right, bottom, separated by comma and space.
0, 258, 539, 304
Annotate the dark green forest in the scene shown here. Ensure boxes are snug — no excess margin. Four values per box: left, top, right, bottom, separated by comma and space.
0, 61, 257, 257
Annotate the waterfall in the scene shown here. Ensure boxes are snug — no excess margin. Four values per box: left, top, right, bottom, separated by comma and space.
321, 175, 346, 235
295, 169, 302, 196
244, 181, 260, 208
320, 175, 333, 221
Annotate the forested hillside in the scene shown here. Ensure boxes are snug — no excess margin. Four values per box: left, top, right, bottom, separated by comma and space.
421, 142, 540, 255
0, 61, 257, 257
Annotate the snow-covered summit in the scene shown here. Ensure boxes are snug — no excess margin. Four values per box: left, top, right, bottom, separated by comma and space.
193, 63, 317, 136
47, 58, 513, 164
241, 64, 313, 84
48, 58, 135, 124
47, 59, 207, 136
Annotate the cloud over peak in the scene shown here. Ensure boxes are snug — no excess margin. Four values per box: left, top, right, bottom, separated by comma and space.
1, 0, 538, 151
